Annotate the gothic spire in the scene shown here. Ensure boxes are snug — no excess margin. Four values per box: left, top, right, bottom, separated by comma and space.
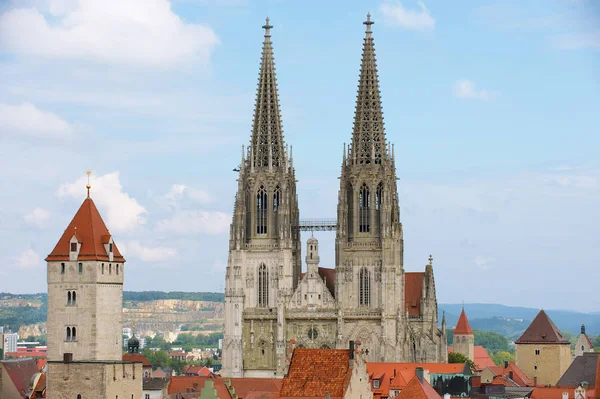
249, 17, 285, 171
349, 13, 387, 166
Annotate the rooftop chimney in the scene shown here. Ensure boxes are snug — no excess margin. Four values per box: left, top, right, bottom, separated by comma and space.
562, 392, 569, 399
444, 394, 451, 399
504, 361, 509, 368
416, 367, 424, 383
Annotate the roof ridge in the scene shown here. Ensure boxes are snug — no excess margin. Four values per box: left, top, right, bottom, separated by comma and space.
515, 310, 569, 344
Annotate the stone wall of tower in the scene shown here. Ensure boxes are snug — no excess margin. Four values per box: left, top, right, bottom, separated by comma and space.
516, 343, 571, 385
453, 334, 474, 362
47, 259, 123, 362
47, 361, 142, 399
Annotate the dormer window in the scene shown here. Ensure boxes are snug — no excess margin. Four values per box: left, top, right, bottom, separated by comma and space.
71, 242, 77, 252
109, 243, 113, 252
373, 379, 381, 389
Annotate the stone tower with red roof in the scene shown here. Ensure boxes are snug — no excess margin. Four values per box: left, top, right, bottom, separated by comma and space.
515, 310, 571, 386
45, 184, 142, 397
453, 308, 475, 362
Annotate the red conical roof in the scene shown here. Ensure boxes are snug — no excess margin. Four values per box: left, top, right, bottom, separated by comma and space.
46, 197, 125, 262
454, 309, 473, 335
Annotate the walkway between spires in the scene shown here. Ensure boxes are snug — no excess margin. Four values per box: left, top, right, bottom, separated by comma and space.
296, 219, 337, 231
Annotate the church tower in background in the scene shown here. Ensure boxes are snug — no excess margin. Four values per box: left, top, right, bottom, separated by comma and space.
222, 18, 301, 378
45, 178, 142, 397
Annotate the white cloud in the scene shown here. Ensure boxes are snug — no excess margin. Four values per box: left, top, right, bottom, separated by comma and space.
164, 184, 213, 207
453, 79, 497, 101
24, 207, 51, 228
380, 1, 436, 31
120, 240, 177, 262
57, 172, 147, 232
0, 102, 74, 139
155, 210, 230, 235
551, 32, 600, 50
15, 249, 42, 269
475, 256, 495, 271
0, 0, 220, 67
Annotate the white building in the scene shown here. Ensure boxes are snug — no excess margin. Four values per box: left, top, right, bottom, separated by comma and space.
3, 333, 18, 354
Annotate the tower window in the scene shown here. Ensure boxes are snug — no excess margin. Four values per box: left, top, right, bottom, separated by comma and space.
78, 395, 82, 399
66, 327, 71, 341
72, 326, 77, 341
359, 267, 371, 307
109, 264, 112, 275
258, 263, 269, 307
359, 183, 371, 233
116, 264, 119, 275
72, 291, 77, 305
109, 243, 113, 252
256, 186, 267, 235
535, 349, 540, 355
273, 186, 280, 212
61, 263, 65, 274
78, 263, 83, 274
67, 291, 72, 306
102, 263, 104, 274
71, 242, 77, 252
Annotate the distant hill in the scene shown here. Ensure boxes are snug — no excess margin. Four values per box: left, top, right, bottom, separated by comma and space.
439, 303, 600, 337
1, 292, 598, 338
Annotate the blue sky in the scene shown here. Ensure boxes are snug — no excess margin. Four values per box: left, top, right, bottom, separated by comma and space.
0, 0, 598, 311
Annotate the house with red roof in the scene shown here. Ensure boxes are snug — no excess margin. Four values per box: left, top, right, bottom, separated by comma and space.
0, 358, 39, 398
280, 343, 372, 399
396, 373, 443, 399
367, 362, 472, 399
480, 361, 533, 386
184, 365, 214, 377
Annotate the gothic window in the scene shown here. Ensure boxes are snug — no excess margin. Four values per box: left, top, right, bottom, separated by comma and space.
66, 327, 71, 341
109, 264, 112, 275
61, 263, 65, 274
347, 184, 354, 237
72, 291, 76, 305
67, 291, 72, 306
245, 190, 252, 241
359, 267, 371, 306
307, 328, 318, 340
78, 395, 82, 399
359, 183, 370, 233
375, 182, 383, 235
258, 263, 269, 307
72, 326, 77, 341
256, 186, 268, 235
78, 263, 83, 274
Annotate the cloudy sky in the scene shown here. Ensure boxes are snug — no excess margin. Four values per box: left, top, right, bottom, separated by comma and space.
0, 0, 598, 311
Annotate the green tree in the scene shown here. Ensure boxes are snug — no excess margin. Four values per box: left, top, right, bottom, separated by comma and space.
474, 330, 510, 352
492, 350, 515, 366
592, 335, 600, 348
448, 352, 476, 372
0, 348, 4, 360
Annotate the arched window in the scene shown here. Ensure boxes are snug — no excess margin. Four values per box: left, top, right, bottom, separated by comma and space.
109, 264, 112, 275
256, 186, 267, 235
245, 189, 252, 240
258, 263, 269, 307
116, 264, 119, 275
359, 183, 370, 233
102, 263, 105, 274
77, 395, 82, 399
78, 263, 83, 274
273, 186, 280, 212
359, 267, 371, 306
347, 184, 354, 238
72, 291, 77, 305
66, 327, 71, 341
375, 183, 383, 235
61, 263, 65, 274
72, 326, 77, 341
67, 291, 72, 306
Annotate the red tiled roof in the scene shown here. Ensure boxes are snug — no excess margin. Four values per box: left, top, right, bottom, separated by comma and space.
46, 197, 125, 262
454, 309, 473, 335
515, 310, 569, 344
1, 358, 39, 398
228, 378, 282, 399
280, 349, 351, 398
504, 361, 534, 386
34, 373, 46, 395
168, 376, 231, 399
530, 387, 595, 399
123, 353, 151, 368
473, 346, 496, 370
405, 272, 425, 316
397, 376, 442, 399
36, 358, 47, 371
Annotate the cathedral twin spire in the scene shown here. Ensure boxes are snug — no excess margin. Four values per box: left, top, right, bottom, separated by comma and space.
249, 18, 286, 171
349, 13, 388, 166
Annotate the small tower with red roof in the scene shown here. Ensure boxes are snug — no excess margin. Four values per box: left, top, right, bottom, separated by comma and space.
45, 175, 141, 397
453, 307, 475, 362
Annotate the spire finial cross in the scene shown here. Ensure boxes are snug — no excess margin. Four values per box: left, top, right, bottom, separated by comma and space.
85, 170, 92, 198
364, 12, 374, 34
428, 254, 433, 265
263, 17, 273, 38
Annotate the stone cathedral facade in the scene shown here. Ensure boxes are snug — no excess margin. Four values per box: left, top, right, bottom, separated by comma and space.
222, 16, 447, 378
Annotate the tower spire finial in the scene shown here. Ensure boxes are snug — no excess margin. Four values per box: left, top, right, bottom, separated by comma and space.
364, 12, 374, 36
263, 17, 273, 38
85, 170, 92, 198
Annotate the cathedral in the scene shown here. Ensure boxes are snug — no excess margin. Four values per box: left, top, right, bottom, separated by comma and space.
222, 15, 448, 378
